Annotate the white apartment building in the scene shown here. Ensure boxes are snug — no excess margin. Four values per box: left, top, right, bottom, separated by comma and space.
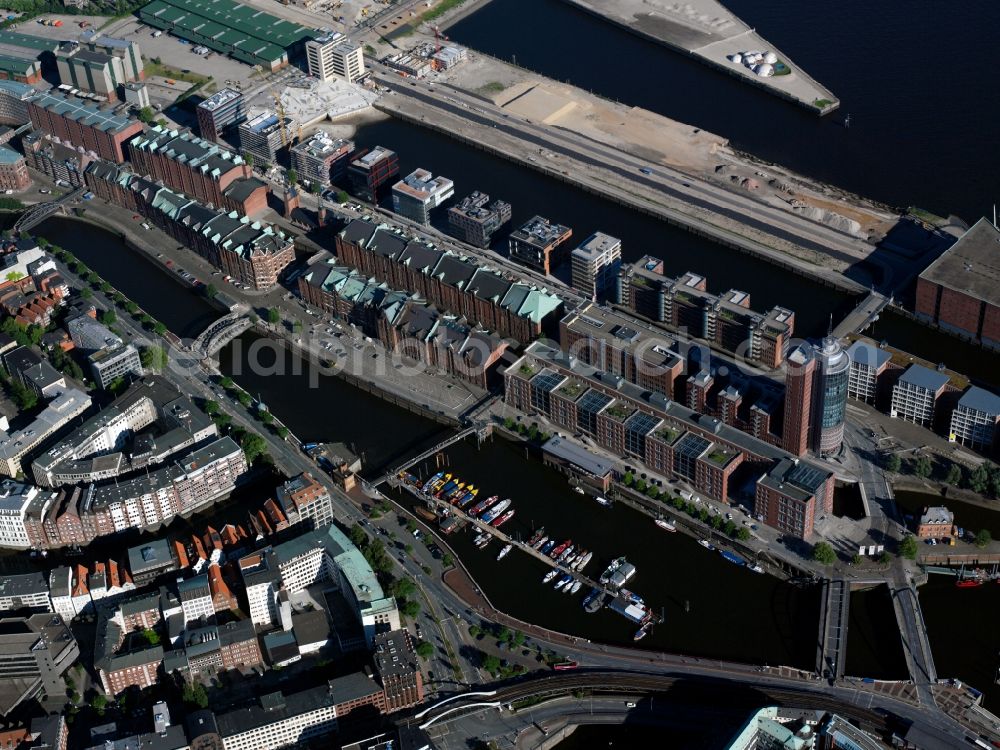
239, 550, 282, 629
890, 364, 950, 427
391, 168, 454, 225
305, 33, 365, 83
570, 231, 622, 300
178, 574, 215, 624
950, 386, 1000, 450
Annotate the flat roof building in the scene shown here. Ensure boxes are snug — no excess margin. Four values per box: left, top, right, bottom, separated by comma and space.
571, 231, 621, 300
391, 168, 454, 225
508, 215, 572, 275
239, 109, 294, 166
305, 32, 365, 83
290, 131, 354, 186
846, 340, 892, 404
916, 217, 1000, 351
446, 191, 511, 248
196, 88, 246, 143
0, 614, 79, 715
347, 146, 399, 201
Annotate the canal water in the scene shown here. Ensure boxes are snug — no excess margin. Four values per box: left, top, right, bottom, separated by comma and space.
448, 0, 1000, 225
845, 586, 908, 680
398, 436, 822, 669
350, 116, 853, 340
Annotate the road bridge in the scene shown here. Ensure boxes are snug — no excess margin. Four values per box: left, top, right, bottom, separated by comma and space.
890, 571, 938, 704
373, 423, 489, 485
816, 578, 850, 680
832, 290, 891, 338
13, 187, 86, 233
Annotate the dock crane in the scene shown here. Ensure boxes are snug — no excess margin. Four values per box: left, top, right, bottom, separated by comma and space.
252, 65, 290, 148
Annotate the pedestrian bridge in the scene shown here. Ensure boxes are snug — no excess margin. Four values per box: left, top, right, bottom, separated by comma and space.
13, 188, 86, 233
190, 313, 253, 356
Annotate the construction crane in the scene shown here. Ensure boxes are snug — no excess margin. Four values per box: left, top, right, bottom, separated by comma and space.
253, 65, 290, 148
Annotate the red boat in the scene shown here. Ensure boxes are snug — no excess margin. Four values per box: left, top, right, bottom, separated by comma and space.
550, 540, 571, 558
491, 509, 515, 528
956, 578, 984, 588
468, 495, 498, 517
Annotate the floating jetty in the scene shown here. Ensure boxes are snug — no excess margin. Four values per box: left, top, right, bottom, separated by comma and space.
556, 0, 839, 114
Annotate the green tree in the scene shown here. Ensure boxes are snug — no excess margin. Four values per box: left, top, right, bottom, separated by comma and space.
883, 453, 902, 473
723, 520, 737, 537
976, 529, 992, 549
336, 190, 349, 204
349, 524, 367, 548
276, 425, 289, 439
153, 322, 167, 336
481, 654, 501, 675
736, 527, 751, 541
220, 376, 234, 390
9, 379, 37, 410
851, 554, 863, 566
969, 463, 991, 494
389, 578, 416, 599
182, 681, 209, 709
415, 641, 434, 659
812, 541, 836, 565
913, 456, 932, 478
204, 400, 220, 416
91, 694, 108, 716
442, 553, 454, 568
287, 167, 298, 186
468, 624, 482, 638
140, 345, 168, 372
107, 376, 127, 395
125, 301, 139, 315
142, 628, 160, 646
292, 320, 303, 334
240, 432, 268, 463
310, 182, 321, 195
899, 535, 918, 560
945, 463, 964, 486
204, 283, 218, 298
80, 287, 92, 300
400, 599, 420, 618
237, 391, 252, 407
244, 153, 254, 168
267, 308, 280, 325
623, 472, 633, 487
137, 106, 155, 123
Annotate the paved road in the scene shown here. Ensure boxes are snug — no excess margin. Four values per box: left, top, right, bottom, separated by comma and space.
375, 69, 880, 289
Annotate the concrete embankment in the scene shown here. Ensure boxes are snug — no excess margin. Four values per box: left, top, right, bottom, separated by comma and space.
555, 0, 839, 115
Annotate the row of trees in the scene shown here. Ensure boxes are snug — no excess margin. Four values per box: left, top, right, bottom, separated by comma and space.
883, 452, 1000, 499
348, 523, 422, 619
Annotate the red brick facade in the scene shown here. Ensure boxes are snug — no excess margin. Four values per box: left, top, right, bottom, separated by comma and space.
27, 99, 142, 163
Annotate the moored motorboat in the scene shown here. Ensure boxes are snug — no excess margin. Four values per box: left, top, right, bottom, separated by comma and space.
497, 543, 513, 561
698, 539, 715, 551
655, 518, 676, 532
542, 569, 559, 583
481, 499, 512, 524
573, 551, 593, 572
568, 580, 583, 595
491, 509, 515, 528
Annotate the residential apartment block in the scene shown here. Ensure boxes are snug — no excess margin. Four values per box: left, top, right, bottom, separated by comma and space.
949, 386, 1000, 451
446, 191, 512, 248
614, 257, 795, 369
507, 215, 572, 275
347, 146, 399, 201
305, 32, 365, 83
290, 131, 354, 186
846, 340, 892, 404
571, 231, 621, 300
890, 364, 950, 427
196, 88, 246, 143
391, 168, 454, 225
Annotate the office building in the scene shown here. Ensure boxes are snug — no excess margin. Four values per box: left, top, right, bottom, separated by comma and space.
347, 146, 399, 201
22, 131, 90, 187
916, 218, 1000, 351
505, 341, 833, 538
68, 313, 143, 389
373, 630, 424, 711
26, 89, 143, 163
846, 340, 892, 404
0, 145, 28, 191
615, 257, 795, 369
123, 81, 150, 109
811, 335, 850, 455
275, 472, 333, 529
0, 614, 79, 715
0, 482, 59, 549
571, 231, 621, 300
128, 538, 177, 585
0, 571, 50, 610
0, 79, 33, 125
950, 386, 1000, 451
178, 574, 214, 623
215, 675, 386, 750
238, 109, 294, 166
239, 548, 282, 629
290, 131, 354, 186
138, 0, 314, 70
196, 88, 246, 142
507, 215, 572, 274
0, 388, 92, 481
891, 364, 949, 427
33, 377, 215, 488
446, 191, 511, 247
391, 168, 454, 225
127, 125, 266, 217
305, 32, 365, 83
331, 219, 563, 343
85, 161, 293, 289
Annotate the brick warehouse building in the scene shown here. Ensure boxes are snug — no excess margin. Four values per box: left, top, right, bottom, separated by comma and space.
915, 218, 1000, 351
331, 219, 563, 342
86, 161, 293, 290
27, 89, 143, 164
127, 126, 267, 217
